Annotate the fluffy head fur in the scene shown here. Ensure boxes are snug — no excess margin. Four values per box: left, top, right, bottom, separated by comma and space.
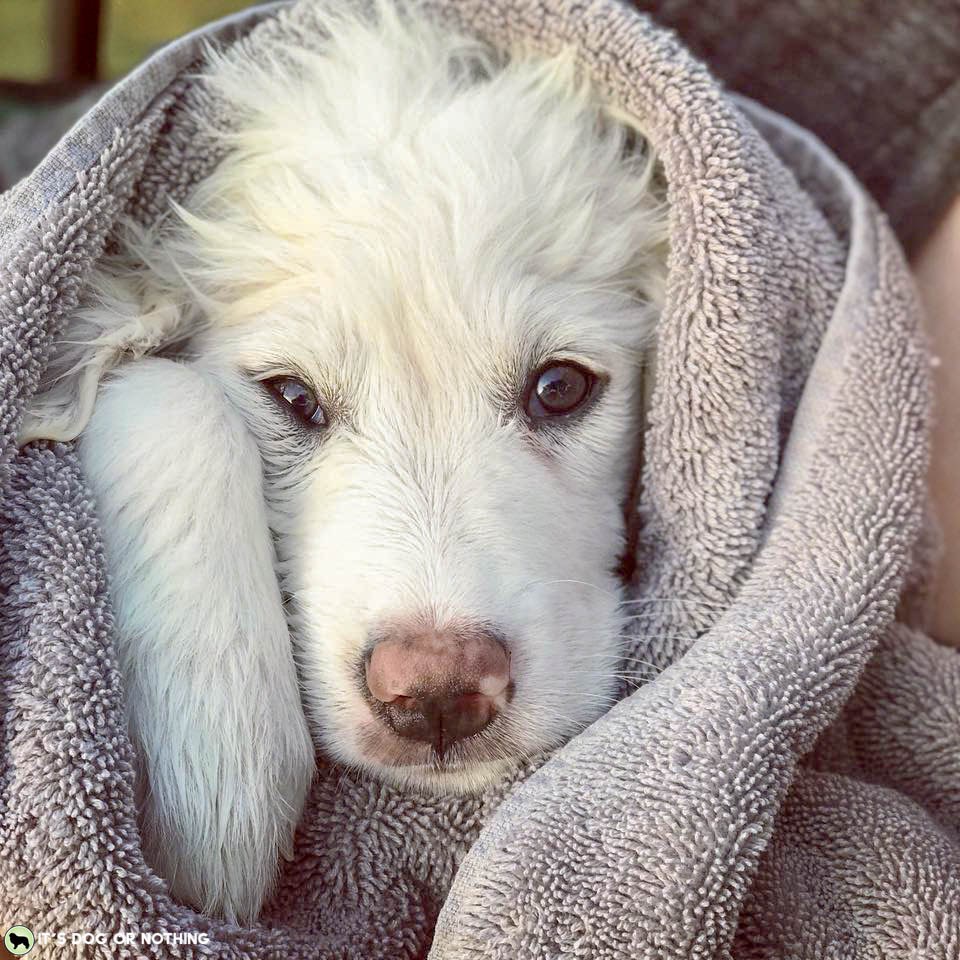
21, 0, 667, 921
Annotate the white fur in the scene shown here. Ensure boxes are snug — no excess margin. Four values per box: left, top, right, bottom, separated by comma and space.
78, 359, 314, 922
20, 0, 667, 921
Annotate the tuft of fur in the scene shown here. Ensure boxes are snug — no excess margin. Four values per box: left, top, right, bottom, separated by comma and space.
21, 0, 668, 921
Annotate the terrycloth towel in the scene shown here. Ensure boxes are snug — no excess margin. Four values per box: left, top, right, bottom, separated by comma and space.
2, 1, 957, 957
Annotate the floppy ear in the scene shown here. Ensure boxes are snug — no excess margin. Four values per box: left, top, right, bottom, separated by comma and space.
18, 266, 191, 445
78, 357, 315, 923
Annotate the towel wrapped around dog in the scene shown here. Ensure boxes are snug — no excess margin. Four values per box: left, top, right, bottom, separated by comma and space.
2, 1, 957, 957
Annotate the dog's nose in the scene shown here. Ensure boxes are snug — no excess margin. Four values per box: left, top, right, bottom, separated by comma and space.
365, 626, 510, 754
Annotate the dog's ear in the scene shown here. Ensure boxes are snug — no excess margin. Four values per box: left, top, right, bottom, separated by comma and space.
18, 260, 194, 445
78, 357, 315, 922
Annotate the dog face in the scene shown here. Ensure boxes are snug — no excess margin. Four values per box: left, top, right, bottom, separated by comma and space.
195, 243, 654, 791
23, 4, 666, 799
174, 9, 666, 792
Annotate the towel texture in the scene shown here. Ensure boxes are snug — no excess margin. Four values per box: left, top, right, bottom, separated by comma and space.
638, 0, 960, 256
1, 2, 956, 958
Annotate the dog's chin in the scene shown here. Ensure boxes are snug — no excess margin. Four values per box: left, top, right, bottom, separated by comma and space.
368, 756, 520, 796
348, 714, 526, 796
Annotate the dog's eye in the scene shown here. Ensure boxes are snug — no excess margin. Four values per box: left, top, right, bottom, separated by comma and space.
525, 362, 596, 419
263, 376, 327, 427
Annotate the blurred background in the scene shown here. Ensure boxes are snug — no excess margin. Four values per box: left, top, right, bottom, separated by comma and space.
0, 0, 254, 188
0, 0, 250, 86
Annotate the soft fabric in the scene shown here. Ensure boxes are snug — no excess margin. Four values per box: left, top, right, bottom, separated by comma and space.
634, 0, 960, 256
1, 1, 956, 958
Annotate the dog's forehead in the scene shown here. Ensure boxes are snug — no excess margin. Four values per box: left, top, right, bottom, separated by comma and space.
244, 283, 532, 405
238, 264, 644, 404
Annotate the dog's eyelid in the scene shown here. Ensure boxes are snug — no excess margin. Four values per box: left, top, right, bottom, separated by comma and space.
551, 356, 607, 379
247, 365, 336, 402
246, 364, 317, 390
528, 344, 608, 378
529, 353, 611, 388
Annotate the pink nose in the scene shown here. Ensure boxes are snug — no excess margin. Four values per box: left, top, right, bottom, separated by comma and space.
365, 625, 511, 755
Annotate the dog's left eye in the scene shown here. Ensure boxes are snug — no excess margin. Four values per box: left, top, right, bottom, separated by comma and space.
525, 362, 598, 419
263, 376, 327, 427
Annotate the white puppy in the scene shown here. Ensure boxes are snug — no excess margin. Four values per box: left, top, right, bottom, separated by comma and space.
21, 0, 666, 923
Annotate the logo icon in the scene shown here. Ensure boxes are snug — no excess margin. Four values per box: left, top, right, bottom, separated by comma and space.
3, 927, 34, 956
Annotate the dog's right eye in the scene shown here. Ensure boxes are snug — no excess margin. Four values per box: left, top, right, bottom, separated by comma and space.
263, 376, 327, 427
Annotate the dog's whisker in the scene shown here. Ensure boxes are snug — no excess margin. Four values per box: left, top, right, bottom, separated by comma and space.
506, 577, 622, 603
557, 653, 664, 668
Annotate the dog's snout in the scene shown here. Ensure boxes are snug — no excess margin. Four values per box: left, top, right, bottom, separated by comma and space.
365, 626, 510, 753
